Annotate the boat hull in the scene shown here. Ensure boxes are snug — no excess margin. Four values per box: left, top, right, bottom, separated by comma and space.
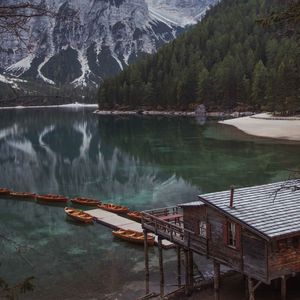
65, 207, 93, 224
98, 203, 129, 214
10, 192, 36, 199
0, 188, 11, 196
127, 211, 142, 222
71, 197, 101, 206
112, 229, 154, 246
36, 194, 68, 203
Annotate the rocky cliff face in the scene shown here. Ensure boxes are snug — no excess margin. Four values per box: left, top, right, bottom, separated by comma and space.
0, 0, 217, 91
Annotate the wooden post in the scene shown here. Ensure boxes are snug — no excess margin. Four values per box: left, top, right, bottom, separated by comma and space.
143, 229, 149, 280
184, 249, 190, 295
188, 250, 194, 290
158, 237, 164, 297
244, 275, 249, 298
213, 260, 220, 300
281, 275, 287, 300
177, 246, 181, 287
248, 277, 255, 300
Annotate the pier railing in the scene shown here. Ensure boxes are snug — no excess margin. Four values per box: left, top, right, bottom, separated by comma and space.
142, 206, 207, 254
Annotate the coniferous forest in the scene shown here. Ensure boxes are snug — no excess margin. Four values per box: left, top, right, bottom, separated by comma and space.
98, 0, 299, 114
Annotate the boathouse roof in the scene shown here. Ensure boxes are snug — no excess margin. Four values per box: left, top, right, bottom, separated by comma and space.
180, 180, 300, 240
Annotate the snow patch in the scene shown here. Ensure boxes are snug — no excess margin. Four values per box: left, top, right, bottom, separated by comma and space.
6, 54, 35, 75
148, 9, 178, 28
146, 0, 214, 27
71, 50, 93, 88
37, 55, 56, 85
111, 54, 124, 71
0, 74, 27, 90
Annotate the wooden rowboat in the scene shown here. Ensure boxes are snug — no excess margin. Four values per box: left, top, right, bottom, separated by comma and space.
10, 192, 36, 199
0, 188, 11, 195
64, 207, 94, 224
71, 197, 101, 206
127, 211, 142, 222
112, 229, 154, 246
36, 194, 68, 203
97, 203, 129, 214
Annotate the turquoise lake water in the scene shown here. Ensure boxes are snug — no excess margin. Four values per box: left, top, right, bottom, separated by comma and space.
0, 108, 299, 299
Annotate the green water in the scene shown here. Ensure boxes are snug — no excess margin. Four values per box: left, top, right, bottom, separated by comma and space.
0, 108, 299, 299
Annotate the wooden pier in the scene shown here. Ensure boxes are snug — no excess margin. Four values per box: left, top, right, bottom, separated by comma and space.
85, 208, 174, 249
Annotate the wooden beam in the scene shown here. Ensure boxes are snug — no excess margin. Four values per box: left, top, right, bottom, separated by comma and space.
184, 249, 190, 296
188, 250, 194, 290
213, 260, 220, 300
177, 246, 181, 287
248, 277, 255, 300
281, 275, 287, 300
158, 237, 164, 297
143, 229, 149, 280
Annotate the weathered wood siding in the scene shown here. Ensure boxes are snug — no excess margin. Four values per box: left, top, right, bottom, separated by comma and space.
182, 205, 269, 283
242, 230, 267, 282
206, 207, 243, 271
269, 237, 300, 280
183, 206, 207, 254
183, 206, 206, 233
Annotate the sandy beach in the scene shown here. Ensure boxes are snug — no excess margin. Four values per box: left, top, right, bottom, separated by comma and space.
220, 113, 300, 141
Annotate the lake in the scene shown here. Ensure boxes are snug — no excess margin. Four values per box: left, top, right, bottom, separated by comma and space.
0, 108, 299, 299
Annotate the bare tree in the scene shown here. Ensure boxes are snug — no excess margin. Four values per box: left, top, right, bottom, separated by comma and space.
258, 0, 300, 36
0, 2, 57, 40
272, 169, 300, 201
0, 1, 77, 46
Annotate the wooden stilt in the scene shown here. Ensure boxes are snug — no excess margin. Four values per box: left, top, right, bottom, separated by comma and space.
213, 260, 220, 300
177, 246, 181, 287
188, 250, 194, 290
143, 229, 150, 295
143, 229, 149, 280
248, 277, 255, 300
281, 275, 287, 300
184, 249, 190, 296
158, 237, 164, 297
244, 275, 249, 298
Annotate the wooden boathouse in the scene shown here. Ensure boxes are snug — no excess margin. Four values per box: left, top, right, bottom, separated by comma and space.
142, 180, 300, 299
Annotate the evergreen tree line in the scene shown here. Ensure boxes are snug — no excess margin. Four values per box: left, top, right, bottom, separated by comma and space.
98, 0, 299, 114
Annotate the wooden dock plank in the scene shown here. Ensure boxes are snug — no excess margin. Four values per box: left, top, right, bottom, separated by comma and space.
86, 208, 174, 249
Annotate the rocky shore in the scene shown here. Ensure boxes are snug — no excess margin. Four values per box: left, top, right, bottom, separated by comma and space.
93, 109, 254, 118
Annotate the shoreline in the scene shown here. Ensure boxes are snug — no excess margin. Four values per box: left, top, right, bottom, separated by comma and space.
220, 113, 300, 141
0, 102, 98, 110
93, 109, 254, 118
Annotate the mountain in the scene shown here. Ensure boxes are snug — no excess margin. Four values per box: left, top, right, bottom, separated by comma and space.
0, 0, 217, 101
98, 0, 300, 114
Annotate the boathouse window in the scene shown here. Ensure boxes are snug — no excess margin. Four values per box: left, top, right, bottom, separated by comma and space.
198, 221, 207, 238
224, 220, 240, 249
228, 222, 237, 247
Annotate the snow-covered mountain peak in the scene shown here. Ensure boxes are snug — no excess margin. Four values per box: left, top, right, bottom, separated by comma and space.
0, 0, 217, 91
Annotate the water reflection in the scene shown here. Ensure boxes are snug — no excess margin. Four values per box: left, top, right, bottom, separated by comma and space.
0, 109, 299, 300
0, 109, 198, 210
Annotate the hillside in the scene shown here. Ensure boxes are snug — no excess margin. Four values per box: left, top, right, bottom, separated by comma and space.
98, 0, 300, 114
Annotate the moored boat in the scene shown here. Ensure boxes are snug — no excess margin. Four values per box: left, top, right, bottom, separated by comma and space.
127, 211, 142, 222
97, 203, 129, 214
0, 188, 11, 195
112, 229, 154, 246
10, 192, 36, 199
36, 194, 68, 203
71, 197, 101, 206
64, 207, 94, 224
